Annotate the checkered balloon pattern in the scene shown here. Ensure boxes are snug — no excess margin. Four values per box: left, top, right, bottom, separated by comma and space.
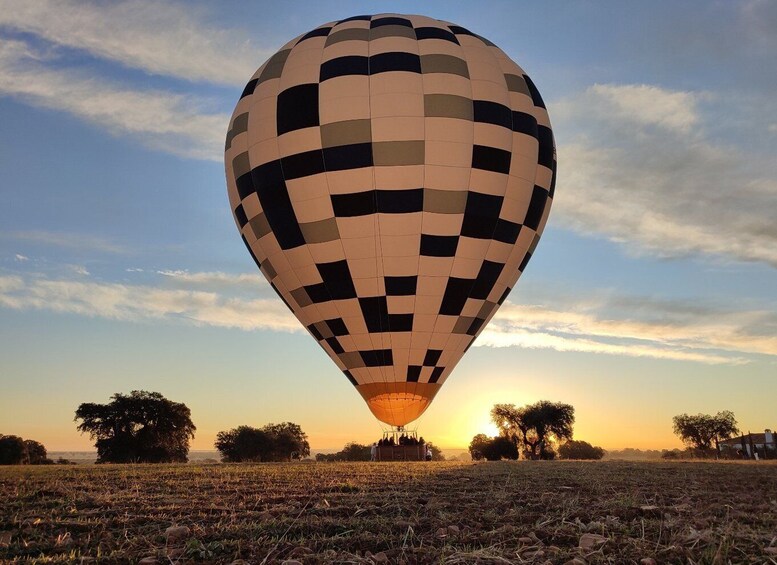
225, 14, 556, 427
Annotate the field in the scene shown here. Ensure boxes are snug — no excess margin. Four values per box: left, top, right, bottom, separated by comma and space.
2, 461, 777, 564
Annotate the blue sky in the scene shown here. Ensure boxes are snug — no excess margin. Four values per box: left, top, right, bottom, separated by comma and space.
1, 1, 776, 451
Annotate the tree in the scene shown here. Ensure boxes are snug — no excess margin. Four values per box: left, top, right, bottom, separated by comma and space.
469, 434, 519, 461
263, 422, 310, 460
672, 411, 739, 453
215, 422, 310, 462
491, 401, 575, 460
23, 440, 50, 464
215, 426, 272, 462
558, 440, 605, 460
426, 442, 445, 461
0, 435, 26, 465
75, 391, 196, 463
315, 442, 372, 462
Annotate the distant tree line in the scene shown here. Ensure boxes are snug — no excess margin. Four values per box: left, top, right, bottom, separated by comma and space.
214, 423, 310, 462
316, 441, 445, 462
469, 400, 606, 461
316, 442, 372, 462
0, 435, 52, 465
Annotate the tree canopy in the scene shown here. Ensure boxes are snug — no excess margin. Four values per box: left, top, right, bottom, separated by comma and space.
469, 434, 519, 461
672, 411, 739, 451
215, 422, 310, 462
491, 401, 575, 460
0, 435, 51, 465
75, 390, 196, 463
316, 442, 372, 462
558, 440, 606, 460
0, 435, 26, 465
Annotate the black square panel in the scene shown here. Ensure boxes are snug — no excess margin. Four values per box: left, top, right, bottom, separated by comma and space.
423, 349, 442, 366
369, 52, 422, 75
241, 234, 260, 270
472, 145, 511, 174
323, 143, 373, 171
519, 251, 532, 272
317, 260, 357, 300
325, 318, 349, 336
376, 189, 423, 213
320, 56, 369, 82
470, 260, 504, 299
537, 125, 554, 169
473, 100, 512, 129
234, 204, 248, 228
343, 370, 358, 386
524, 186, 549, 231
466, 317, 486, 336
407, 365, 422, 382
361, 349, 394, 366
277, 84, 319, 135
429, 366, 444, 383
236, 171, 254, 200
240, 78, 258, 100
549, 160, 557, 198
523, 74, 546, 109
371, 16, 412, 28
331, 190, 376, 217
359, 296, 390, 332
512, 111, 538, 138
493, 219, 522, 244
385, 275, 417, 296
420, 234, 459, 257
304, 282, 330, 303
281, 149, 326, 180
439, 277, 473, 316
307, 323, 324, 340
251, 159, 285, 192
325, 337, 344, 354
252, 165, 305, 250
460, 191, 503, 239
414, 27, 459, 44
388, 313, 414, 332
297, 26, 331, 43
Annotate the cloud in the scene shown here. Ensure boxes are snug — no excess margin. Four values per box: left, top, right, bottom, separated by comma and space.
155, 270, 265, 288
0, 39, 227, 161
4, 230, 131, 255
0, 272, 299, 333
14, 254, 28, 262
480, 299, 777, 364
552, 83, 777, 267
585, 84, 700, 134
0, 0, 267, 86
0, 270, 774, 365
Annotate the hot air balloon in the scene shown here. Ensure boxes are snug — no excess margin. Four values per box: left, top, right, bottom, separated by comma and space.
224, 14, 556, 428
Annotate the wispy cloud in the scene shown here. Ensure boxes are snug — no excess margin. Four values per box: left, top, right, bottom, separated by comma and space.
4, 230, 131, 255
0, 270, 774, 365
155, 270, 265, 288
552, 83, 777, 267
0, 0, 266, 86
480, 300, 777, 364
0, 40, 227, 160
14, 254, 28, 262
0, 272, 298, 333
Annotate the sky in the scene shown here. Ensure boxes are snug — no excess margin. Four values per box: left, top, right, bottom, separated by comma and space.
1, 0, 776, 453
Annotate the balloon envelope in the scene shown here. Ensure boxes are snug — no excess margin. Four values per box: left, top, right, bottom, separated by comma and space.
225, 14, 556, 426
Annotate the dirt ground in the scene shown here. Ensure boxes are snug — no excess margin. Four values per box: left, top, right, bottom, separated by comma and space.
1, 460, 777, 564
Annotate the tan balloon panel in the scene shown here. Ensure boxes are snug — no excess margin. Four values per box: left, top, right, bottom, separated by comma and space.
225, 14, 556, 427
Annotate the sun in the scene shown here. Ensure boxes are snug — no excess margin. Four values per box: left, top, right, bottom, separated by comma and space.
478, 417, 501, 438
